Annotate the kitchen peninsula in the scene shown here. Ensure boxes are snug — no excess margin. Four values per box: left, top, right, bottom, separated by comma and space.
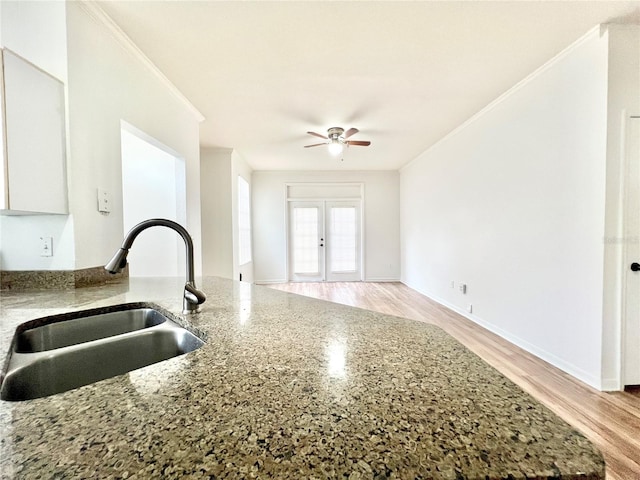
0, 277, 604, 479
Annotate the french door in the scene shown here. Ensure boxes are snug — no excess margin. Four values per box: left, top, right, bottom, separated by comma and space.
289, 200, 361, 282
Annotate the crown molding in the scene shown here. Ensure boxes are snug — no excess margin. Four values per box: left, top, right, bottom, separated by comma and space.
78, 1, 205, 123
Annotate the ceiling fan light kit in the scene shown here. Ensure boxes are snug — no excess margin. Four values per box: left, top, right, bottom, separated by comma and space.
328, 140, 344, 156
304, 127, 371, 157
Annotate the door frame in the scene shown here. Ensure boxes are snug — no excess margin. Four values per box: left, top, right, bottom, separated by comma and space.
284, 182, 364, 282
622, 115, 640, 387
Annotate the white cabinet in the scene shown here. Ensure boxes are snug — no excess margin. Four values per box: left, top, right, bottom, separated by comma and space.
0, 49, 68, 215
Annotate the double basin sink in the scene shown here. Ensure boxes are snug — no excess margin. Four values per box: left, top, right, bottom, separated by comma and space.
0, 304, 204, 401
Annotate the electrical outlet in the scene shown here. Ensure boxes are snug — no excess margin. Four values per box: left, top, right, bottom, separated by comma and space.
459, 283, 467, 294
40, 236, 53, 257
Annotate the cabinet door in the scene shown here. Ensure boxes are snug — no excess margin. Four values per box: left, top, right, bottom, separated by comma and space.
3, 49, 67, 214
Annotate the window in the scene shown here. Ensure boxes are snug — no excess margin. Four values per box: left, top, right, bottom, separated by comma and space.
238, 176, 252, 265
329, 206, 357, 273
292, 206, 320, 274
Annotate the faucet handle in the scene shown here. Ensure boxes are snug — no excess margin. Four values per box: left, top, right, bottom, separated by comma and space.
184, 283, 207, 305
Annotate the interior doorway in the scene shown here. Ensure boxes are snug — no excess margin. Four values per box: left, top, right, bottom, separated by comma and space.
120, 122, 186, 277
288, 200, 362, 282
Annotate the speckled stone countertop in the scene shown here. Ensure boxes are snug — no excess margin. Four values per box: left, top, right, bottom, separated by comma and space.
0, 277, 604, 479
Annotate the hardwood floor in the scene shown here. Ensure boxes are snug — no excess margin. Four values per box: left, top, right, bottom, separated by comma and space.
266, 281, 640, 480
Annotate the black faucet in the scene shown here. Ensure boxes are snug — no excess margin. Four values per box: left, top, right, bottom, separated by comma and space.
105, 218, 206, 314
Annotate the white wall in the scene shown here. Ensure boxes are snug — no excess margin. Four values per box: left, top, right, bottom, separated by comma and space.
0, 2, 203, 275
0, 215, 75, 270
400, 27, 609, 389
200, 148, 233, 279
65, 2, 203, 274
0, 1, 67, 81
121, 127, 186, 277
200, 148, 254, 282
0, 0, 74, 271
252, 170, 400, 283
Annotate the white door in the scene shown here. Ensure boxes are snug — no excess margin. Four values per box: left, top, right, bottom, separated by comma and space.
326, 201, 361, 282
289, 202, 325, 282
289, 200, 361, 282
624, 116, 640, 386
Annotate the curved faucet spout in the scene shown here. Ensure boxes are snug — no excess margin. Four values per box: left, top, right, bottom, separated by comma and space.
105, 218, 206, 314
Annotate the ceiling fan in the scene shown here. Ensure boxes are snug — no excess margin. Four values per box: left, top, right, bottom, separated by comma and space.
304, 127, 371, 156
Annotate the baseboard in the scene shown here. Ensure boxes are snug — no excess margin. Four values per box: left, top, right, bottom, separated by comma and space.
254, 279, 288, 285
255, 278, 400, 285
401, 281, 604, 391
600, 378, 621, 392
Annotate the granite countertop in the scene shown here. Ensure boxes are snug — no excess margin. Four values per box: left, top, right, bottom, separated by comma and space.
0, 277, 604, 479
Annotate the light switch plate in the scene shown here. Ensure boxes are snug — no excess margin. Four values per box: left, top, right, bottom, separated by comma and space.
40, 236, 53, 257
97, 188, 111, 213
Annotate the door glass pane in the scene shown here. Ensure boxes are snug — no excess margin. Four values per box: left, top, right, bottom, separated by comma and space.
330, 207, 356, 273
293, 207, 319, 274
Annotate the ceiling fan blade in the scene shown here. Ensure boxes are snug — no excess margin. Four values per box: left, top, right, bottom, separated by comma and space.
304, 142, 327, 148
343, 127, 359, 139
307, 131, 328, 140
346, 140, 371, 146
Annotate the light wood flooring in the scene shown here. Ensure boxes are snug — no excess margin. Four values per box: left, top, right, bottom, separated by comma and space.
266, 281, 640, 480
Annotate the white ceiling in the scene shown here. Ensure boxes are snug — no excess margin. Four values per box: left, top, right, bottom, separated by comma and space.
97, 1, 640, 171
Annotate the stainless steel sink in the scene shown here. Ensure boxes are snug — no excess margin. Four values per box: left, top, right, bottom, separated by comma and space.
0, 306, 204, 401
15, 308, 168, 352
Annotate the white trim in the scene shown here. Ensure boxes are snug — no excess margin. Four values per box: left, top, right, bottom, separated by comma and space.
286, 197, 362, 202
401, 25, 602, 171
79, 1, 205, 123
286, 182, 364, 187
254, 279, 287, 285
601, 378, 621, 392
360, 182, 366, 281
402, 280, 604, 391
286, 182, 365, 201
364, 277, 401, 282
619, 111, 630, 389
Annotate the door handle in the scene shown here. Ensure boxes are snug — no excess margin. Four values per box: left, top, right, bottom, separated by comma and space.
632, 262, 640, 272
